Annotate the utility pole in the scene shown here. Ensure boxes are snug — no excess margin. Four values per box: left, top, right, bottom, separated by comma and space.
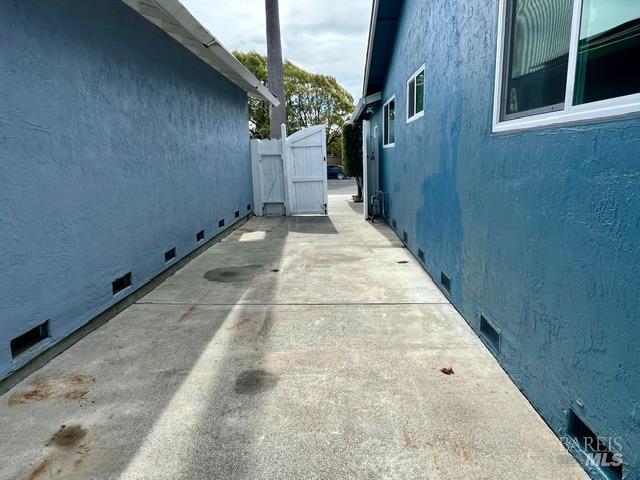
265, 0, 287, 139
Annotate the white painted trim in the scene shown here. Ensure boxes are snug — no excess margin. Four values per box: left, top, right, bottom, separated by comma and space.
407, 110, 425, 124
362, 0, 380, 98
406, 64, 426, 123
383, 95, 396, 148
122, 0, 278, 106
494, 94, 640, 133
492, 0, 640, 133
349, 92, 382, 124
564, 0, 584, 111
491, 0, 507, 132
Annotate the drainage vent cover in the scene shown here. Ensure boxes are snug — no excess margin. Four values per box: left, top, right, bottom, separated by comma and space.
480, 314, 500, 354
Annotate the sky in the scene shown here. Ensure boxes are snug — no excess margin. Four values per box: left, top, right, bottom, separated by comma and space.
181, 0, 372, 101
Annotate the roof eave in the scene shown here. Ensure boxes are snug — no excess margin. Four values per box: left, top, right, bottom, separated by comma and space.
349, 92, 382, 124
362, 0, 380, 99
123, 0, 279, 106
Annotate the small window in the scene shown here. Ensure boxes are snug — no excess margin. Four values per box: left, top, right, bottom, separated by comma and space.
383, 96, 396, 147
407, 65, 425, 122
494, 0, 640, 131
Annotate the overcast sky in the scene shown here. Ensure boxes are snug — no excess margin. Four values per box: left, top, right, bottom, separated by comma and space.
181, 0, 372, 101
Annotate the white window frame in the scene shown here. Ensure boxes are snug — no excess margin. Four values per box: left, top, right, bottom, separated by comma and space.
383, 95, 396, 148
406, 64, 426, 123
492, 0, 640, 133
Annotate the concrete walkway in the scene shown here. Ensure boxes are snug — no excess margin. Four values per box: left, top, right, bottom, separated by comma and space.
0, 192, 587, 480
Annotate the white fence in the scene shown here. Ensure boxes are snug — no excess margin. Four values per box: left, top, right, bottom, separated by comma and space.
251, 124, 328, 216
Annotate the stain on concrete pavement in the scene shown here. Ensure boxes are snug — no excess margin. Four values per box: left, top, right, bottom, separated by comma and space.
178, 305, 197, 323
234, 369, 278, 394
27, 458, 50, 480
225, 318, 254, 330
204, 265, 262, 283
9, 375, 94, 405
47, 425, 87, 448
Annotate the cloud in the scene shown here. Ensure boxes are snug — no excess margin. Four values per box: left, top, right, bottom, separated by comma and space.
180, 0, 372, 100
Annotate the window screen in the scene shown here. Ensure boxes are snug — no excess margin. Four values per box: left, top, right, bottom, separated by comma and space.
503, 0, 573, 118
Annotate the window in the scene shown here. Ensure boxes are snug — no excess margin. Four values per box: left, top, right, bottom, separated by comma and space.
574, 0, 640, 105
494, 0, 640, 132
407, 65, 425, 122
383, 96, 396, 147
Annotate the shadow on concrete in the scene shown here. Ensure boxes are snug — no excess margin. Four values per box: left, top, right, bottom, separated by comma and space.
287, 216, 338, 235
117, 217, 290, 479
1, 213, 291, 479
348, 201, 364, 216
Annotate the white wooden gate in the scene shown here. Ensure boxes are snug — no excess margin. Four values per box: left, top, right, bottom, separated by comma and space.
284, 125, 328, 215
251, 128, 288, 217
362, 120, 380, 220
362, 120, 370, 219
251, 124, 328, 216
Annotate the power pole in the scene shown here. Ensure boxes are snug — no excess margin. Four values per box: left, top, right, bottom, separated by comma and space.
265, 0, 287, 139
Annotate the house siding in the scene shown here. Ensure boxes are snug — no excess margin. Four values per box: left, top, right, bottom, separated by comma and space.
0, 0, 253, 378
375, 0, 640, 477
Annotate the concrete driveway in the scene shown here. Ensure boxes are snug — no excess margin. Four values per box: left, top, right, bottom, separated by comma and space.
328, 178, 357, 195
0, 194, 587, 480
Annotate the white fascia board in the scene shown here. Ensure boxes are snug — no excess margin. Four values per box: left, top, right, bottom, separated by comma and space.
362, 0, 380, 98
125, 0, 279, 106
349, 92, 382, 124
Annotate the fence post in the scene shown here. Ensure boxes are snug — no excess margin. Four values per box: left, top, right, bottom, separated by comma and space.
250, 139, 263, 217
280, 123, 291, 216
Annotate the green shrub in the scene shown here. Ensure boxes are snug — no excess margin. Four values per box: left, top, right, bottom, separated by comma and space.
342, 122, 362, 179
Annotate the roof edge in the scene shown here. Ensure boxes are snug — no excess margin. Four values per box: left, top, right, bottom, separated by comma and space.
349, 92, 382, 124
362, 0, 380, 99
123, 0, 279, 106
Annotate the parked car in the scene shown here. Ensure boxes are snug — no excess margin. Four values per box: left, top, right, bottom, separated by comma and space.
327, 164, 345, 180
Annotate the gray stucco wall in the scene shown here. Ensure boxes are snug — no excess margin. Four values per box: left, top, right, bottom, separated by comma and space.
372, 0, 640, 478
0, 1, 253, 378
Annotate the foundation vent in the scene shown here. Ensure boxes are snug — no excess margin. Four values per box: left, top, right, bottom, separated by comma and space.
218, 219, 225, 228
196, 230, 205, 242
11, 320, 50, 358
247, 203, 252, 211
480, 314, 500, 353
235, 210, 240, 219
164, 247, 176, 263
567, 410, 623, 479
112, 272, 132, 295
440, 271, 451, 294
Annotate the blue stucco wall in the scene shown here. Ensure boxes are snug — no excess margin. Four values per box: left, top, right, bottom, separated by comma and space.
0, 0, 253, 378
373, 0, 640, 477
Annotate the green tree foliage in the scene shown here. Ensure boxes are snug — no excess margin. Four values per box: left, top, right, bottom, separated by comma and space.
234, 51, 354, 146
342, 122, 363, 200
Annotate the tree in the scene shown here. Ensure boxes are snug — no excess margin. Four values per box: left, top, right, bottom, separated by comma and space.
342, 122, 363, 201
235, 51, 354, 147
265, 0, 286, 139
